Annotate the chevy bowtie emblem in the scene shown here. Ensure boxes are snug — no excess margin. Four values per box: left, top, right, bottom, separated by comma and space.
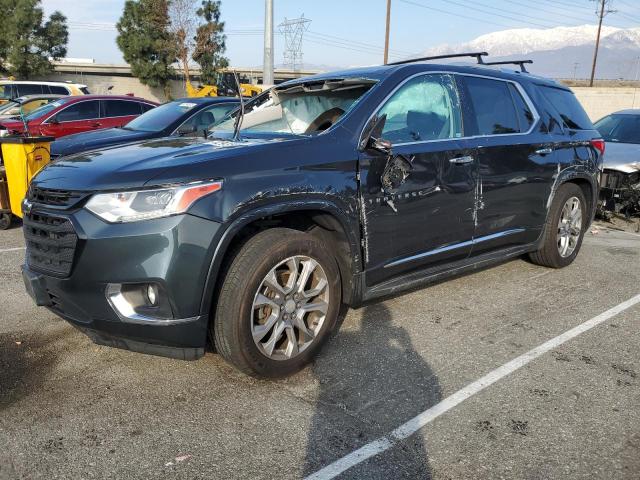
22, 199, 33, 215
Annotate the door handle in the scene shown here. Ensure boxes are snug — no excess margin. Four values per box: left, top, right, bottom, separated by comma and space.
535, 147, 553, 155
449, 155, 475, 165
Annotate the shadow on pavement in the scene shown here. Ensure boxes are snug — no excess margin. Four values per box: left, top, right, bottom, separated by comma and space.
304, 303, 442, 479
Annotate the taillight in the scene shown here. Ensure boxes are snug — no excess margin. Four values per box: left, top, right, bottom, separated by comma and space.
590, 138, 605, 156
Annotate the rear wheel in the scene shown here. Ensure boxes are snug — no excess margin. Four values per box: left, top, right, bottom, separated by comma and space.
529, 183, 587, 268
212, 228, 341, 377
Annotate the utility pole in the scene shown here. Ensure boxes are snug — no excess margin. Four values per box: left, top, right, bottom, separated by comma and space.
589, 0, 615, 87
573, 62, 579, 80
383, 0, 391, 64
263, 0, 274, 87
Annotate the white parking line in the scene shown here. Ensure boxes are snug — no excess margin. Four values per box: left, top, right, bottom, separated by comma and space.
0, 247, 25, 253
305, 293, 640, 480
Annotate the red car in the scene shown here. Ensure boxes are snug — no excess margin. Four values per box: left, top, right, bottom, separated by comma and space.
0, 95, 158, 138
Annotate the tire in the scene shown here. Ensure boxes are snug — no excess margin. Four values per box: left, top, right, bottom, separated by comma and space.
212, 228, 342, 377
0, 213, 11, 230
529, 183, 587, 268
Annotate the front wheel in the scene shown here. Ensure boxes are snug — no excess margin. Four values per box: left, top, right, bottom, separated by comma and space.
529, 183, 587, 268
212, 228, 342, 377
0, 213, 11, 230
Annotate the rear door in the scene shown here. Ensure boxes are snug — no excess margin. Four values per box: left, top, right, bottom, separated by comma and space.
359, 73, 478, 285
101, 99, 145, 128
40, 100, 101, 137
457, 75, 556, 255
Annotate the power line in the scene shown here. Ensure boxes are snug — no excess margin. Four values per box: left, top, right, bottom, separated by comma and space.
399, 0, 516, 29
439, 0, 558, 29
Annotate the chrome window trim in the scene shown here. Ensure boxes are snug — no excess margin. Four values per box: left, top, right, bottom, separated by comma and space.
358, 70, 541, 148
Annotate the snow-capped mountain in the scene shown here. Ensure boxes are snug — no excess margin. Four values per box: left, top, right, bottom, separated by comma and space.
422, 25, 640, 79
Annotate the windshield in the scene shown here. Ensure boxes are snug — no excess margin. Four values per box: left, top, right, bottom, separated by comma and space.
595, 114, 640, 144
24, 99, 67, 121
213, 78, 376, 136
125, 101, 198, 132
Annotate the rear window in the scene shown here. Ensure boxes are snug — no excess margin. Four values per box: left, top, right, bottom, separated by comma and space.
539, 86, 593, 130
103, 100, 143, 117
464, 76, 529, 135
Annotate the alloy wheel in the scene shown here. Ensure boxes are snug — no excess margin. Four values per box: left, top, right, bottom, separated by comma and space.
557, 196, 582, 258
251, 255, 330, 360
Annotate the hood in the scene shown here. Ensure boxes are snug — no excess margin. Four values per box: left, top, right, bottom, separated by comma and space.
32, 135, 297, 191
603, 142, 640, 174
50, 128, 154, 157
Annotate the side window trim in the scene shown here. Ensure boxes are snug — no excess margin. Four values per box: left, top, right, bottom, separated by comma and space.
360, 71, 541, 148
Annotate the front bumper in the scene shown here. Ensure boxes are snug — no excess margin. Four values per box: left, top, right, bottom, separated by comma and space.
22, 208, 223, 358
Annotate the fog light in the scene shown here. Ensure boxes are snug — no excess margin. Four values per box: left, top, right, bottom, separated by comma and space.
146, 284, 158, 306
106, 283, 174, 323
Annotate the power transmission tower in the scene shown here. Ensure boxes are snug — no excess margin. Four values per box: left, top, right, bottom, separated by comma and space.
279, 15, 311, 71
589, 0, 616, 87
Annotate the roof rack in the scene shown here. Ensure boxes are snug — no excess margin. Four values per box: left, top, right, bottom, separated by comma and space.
483, 60, 533, 73
387, 51, 489, 66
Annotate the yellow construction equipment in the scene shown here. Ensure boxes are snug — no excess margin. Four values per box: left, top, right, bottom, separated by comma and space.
186, 72, 262, 98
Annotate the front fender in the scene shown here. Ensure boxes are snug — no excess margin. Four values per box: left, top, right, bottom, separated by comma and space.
197, 198, 362, 318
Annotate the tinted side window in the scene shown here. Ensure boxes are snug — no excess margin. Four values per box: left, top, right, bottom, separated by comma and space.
378, 73, 462, 143
103, 100, 143, 117
17, 84, 44, 96
49, 86, 70, 95
464, 77, 520, 135
140, 103, 155, 113
55, 101, 100, 122
539, 86, 593, 130
180, 104, 237, 131
508, 83, 534, 132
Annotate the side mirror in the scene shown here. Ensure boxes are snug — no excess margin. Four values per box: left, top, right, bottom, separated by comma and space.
359, 114, 391, 154
176, 124, 197, 136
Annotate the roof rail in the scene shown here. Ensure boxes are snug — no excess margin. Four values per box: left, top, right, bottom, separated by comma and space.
483, 60, 533, 73
387, 51, 489, 66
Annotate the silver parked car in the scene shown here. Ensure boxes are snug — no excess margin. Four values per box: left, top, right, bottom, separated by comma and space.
594, 109, 640, 217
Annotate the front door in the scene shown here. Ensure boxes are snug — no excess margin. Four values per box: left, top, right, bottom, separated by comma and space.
41, 100, 101, 138
359, 73, 478, 285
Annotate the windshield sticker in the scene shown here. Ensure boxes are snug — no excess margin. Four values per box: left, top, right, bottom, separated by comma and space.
178, 103, 197, 110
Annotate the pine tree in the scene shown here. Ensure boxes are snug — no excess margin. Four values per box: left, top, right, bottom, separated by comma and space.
0, 0, 68, 78
116, 0, 176, 94
193, 0, 229, 85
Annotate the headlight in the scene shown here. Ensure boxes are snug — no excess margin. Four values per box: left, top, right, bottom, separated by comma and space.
85, 180, 222, 223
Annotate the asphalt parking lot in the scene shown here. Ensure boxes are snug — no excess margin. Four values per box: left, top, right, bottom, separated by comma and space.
1, 220, 639, 480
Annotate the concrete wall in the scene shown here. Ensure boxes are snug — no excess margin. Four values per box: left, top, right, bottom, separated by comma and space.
34, 71, 187, 102
571, 87, 640, 121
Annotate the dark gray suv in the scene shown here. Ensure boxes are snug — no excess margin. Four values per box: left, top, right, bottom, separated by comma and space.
21, 54, 603, 377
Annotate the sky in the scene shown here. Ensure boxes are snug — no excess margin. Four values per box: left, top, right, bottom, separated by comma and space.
42, 0, 640, 68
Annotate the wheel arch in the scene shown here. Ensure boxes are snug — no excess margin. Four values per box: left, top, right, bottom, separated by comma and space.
199, 200, 363, 320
